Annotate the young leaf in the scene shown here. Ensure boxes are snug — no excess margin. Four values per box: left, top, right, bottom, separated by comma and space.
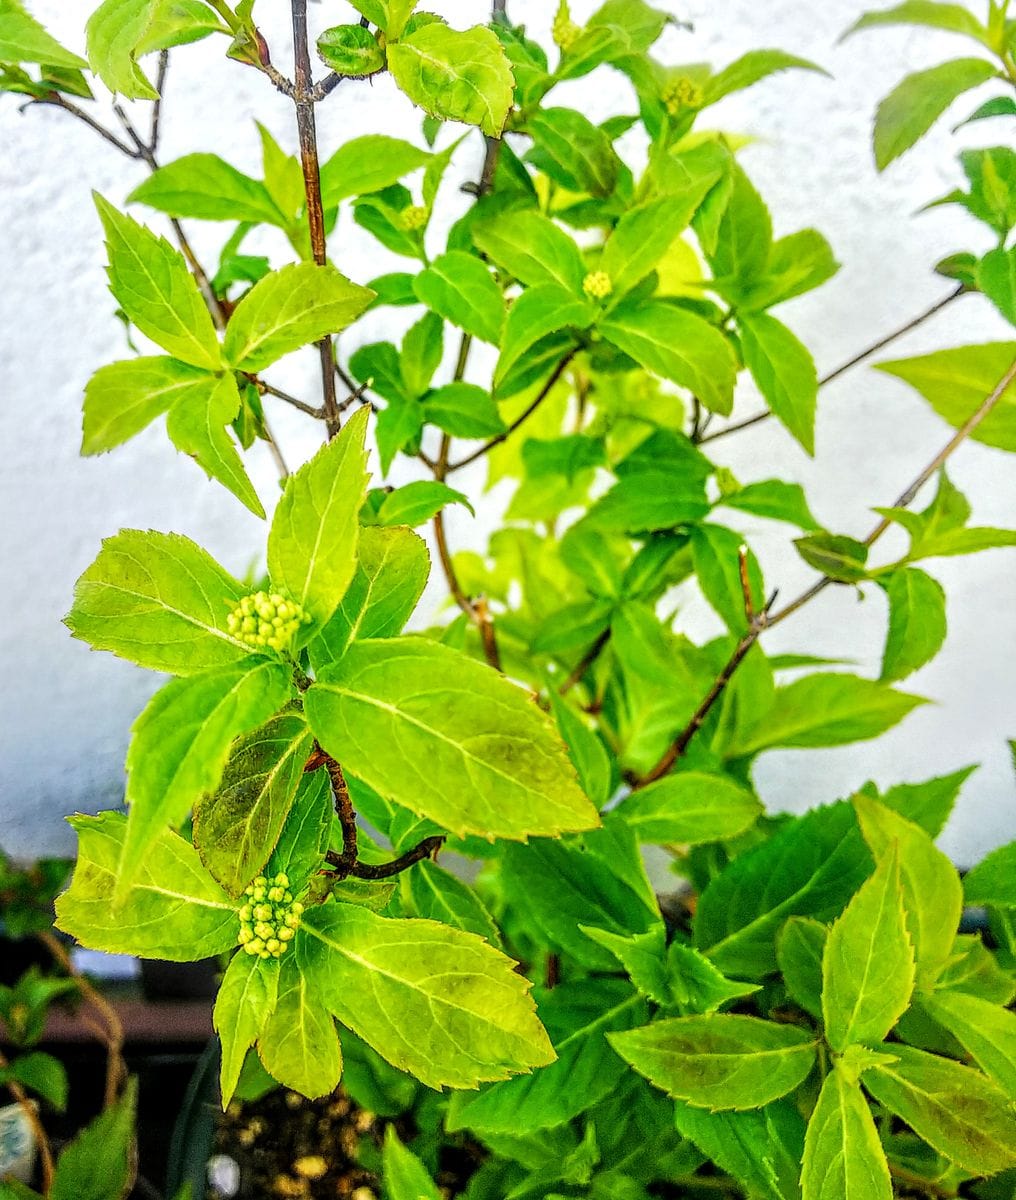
55, 813, 237, 961
923, 991, 1016, 1094
414, 251, 506, 345
319, 135, 431, 205
94, 195, 222, 370
222, 262, 374, 371
0, 1052, 68, 1112
0, 1, 87, 69
49, 1078, 137, 1200
301, 901, 555, 1089
581, 926, 671, 1005
862, 1043, 1016, 1174
382, 1128, 441, 1200
876, 765, 975, 838
703, 49, 828, 106
979, 245, 1016, 325
193, 709, 314, 896
214, 949, 280, 1108
387, 23, 514, 137
674, 1101, 806, 1200
739, 312, 818, 453
615, 772, 762, 845
65, 529, 248, 675
600, 194, 713, 303
305, 637, 599, 840
963, 840, 1016, 907
116, 660, 291, 902
128, 153, 285, 226
874, 58, 998, 170
776, 917, 828, 1020
879, 566, 947, 682
801, 1066, 892, 1200
403, 859, 502, 946
423, 382, 506, 438
600, 300, 737, 415
608, 1014, 816, 1110
495, 285, 592, 386
843, 1, 991, 45
706, 162, 772, 287
346, 0, 418, 39
666, 943, 761, 1015
719, 480, 821, 530
82, 357, 213, 455
85, 0, 158, 99
310, 525, 429, 666
267, 407, 370, 629
822, 846, 915, 1052
257, 946, 342, 1099
472, 211, 587, 294
527, 107, 622, 198
316, 24, 386, 77
794, 533, 870, 582
376, 481, 473, 527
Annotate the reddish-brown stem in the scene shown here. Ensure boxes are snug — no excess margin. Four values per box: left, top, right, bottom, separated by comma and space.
0, 1045, 54, 1191
348, 837, 445, 880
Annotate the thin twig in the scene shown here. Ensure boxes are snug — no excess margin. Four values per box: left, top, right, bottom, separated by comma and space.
311, 72, 344, 101
324, 753, 358, 878
0, 1046, 54, 1191
348, 837, 446, 879
560, 630, 610, 696
149, 51, 169, 152
699, 286, 966, 446
261, 415, 291, 478
33, 93, 139, 156
256, 379, 324, 419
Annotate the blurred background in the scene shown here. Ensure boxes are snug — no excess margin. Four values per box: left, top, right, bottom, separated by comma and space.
1, 0, 1013, 864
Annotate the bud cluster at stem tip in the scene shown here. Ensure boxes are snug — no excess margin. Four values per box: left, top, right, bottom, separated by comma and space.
552, 4, 583, 51
226, 591, 311, 653
237, 873, 304, 959
662, 76, 705, 115
400, 205, 429, 231
583, 270, 613, 300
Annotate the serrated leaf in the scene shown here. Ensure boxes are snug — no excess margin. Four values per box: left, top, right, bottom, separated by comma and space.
116, 659, 290, 902
527, 107, 621, 197
193, 709, 314, 896
301, 901, 554, 1090
822, 846, 915, 1051
609, 1014, 816, 1110
320, 135, 431, 206
65, 529, 248, 675
85, 0, 158, 99
376, 480, 472, 527
923, 991, 1016, 1094
55, 812, 237, 961
473, 211, 587, 294
128, 153, 285, 226
257, 945, 342, 1099
582, 926, 671, 1004
963, 840, 1016, 907
214, 950, 279, 1107
740, 312, 818, 453
267, 407, 369, 629
414, 251, 506, 345
862, 1043, 1016, 1174
704, 49, 828, 105
316, 23, 385, 77
496, 284, 592, 386
305, 637, 599, 840
601, 300, 737, 415
403, 859, 501, 946
777, 917, 828, 1020
50, 1078, 137, 1200
135, 0, 225, 55
675, 1100, 805, 1200
666, 942, 761, 1014
222, 262, 374, 371
876, 766, 975, 838
879, 566, 947, 681
94, 194, 221, 370
874, 58, 998, 170
801, 1066, 892, 1200
81, 356, 213, 455
616, 772, 762, 845
387, 23, 513, 137
0, 0, 87, 69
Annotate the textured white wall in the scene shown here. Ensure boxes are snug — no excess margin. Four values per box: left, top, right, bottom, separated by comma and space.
2, 1, 1013, 864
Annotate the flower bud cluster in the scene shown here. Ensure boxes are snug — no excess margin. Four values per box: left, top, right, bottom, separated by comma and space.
400, 205, 430, 232
662, 76, 705, 115
237, 873, 304, 959
226, 591, 310, 653
552, 7, 582, 51
583, 271, 613, 301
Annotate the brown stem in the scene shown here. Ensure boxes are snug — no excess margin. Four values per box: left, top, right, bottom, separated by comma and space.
255, 378, 324, 419
560, 630, 610, 696
0, 1045, 54, 1191
311, 72, 344, 102
699, 287, 966, 446
348, 837, 445, 880
34, 93, 139, 156
291, 0, 341, 438
149, 51, 169, 152
323, 752, 358, 878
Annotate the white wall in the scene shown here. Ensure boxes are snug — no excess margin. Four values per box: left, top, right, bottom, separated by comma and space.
2, 0, 1014, 864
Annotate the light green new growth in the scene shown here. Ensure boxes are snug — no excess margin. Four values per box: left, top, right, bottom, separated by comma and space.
225, 591, 311, 653
236, 872, 304, 959
582, 270, 613, 300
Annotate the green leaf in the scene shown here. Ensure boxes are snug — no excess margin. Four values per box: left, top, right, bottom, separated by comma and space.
600, 194, 712, 303
116, 660, 290, 902
0, 0, 87, 68
268, 771, 332, 887
963, 840, 1016, 907
310, 525, 429, 666
740, 229, 840, 312
400, 309, 443, 398
585, 433, 711, 533
706, 162, 772, 289
267, 407, 370, 628
853, 794, 962, 987
94, 194, 221, 370
472, 211, 587, 294
376, 480, 473, 527
387, 23, 514, 137
862, 1043, 1016, 1174
85, 0, 158, 99
674, 1101, 806, 1200
727, 674, 925, 757
403, 859, 501, 946
193, 709, 314, 896
695, 802, 873, 978
955, 94, 1016, 127
879, 567, 947, 682
214, 950, 280, 1107
257, 946, 342, 1099
923, 991, 1016, 1094
50, 1078, 137, 1200
128, 153, 285, 225
316, 24, 385, 77
382, 1128, 441, 1200
666, 943, 762, 1014
135, 0, 225, 55
548, 692, 612, 810
704, 49, 828, 106
691, 523, 765, 631
305, 637, 599, 840
801, 1066, 892, 1200
55, 812, 237, 961
776, 917, 828, 1021
495, 285, 592, 386
423, 382, 506, 438
166, 372, 264, 517
616, 772, 762, 845
843, 2, 991, 46
876, 765, 976, 838
795, 533, 870, 582
739, 312, 818, 453
446, 979, 644, 1134
82, 356, 213, 455
527, 108, 622, 198
609, 1014, 816, 1110
822, 846, 915, 1052
0, 1052, 68, 1111
600, 300, 737, 416
347, 0, 418, 38
719, 480, 821, 530
65, 529, 248, 675
301, 901, 555, 1090
581, 926, 671, 1005
874, 58, 998, 170
222, 262, 374, 371
414, 251, 506, 345
320, 135, 431, 206
979, 245, 1016, 325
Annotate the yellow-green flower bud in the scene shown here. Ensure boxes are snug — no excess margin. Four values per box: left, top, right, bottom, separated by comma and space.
662, 76, 704, 115
227, 592, 308, 653
552, 1, 582, 50
400, 205, 429, 231
583, 271, 613, 301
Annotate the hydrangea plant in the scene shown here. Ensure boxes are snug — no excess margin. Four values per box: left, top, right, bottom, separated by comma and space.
3, 0, 1016, 1196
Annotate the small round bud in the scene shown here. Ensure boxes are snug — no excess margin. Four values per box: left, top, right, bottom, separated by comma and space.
247, 938, 265, 955
583, 271, 613, 301
238, 905, 252, 922
278, 926, 295, 942
275, 873, 290, 888
238, 927, 253, 944
662, 76, 704, 115
291, 901, 304, 917
265, 938, 281, 954
400, 205, 429, 232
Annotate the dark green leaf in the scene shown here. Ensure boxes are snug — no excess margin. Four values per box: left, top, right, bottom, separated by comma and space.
50, 1078, 137, 1200
674, 1101, 806, 1200
776, 917, 827, 1021
316, 23, 385, 76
